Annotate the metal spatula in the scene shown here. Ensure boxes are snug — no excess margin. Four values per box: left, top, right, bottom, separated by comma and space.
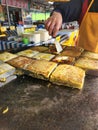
54, 36, 63, 53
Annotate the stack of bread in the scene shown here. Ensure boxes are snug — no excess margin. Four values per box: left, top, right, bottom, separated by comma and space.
1, 45, 98, 90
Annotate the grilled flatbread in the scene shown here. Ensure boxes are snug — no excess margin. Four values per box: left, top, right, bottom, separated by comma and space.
75, 57, 98, 70
44, 44, 65, 54
60, 46, 84, 57
7, 56, 34, 69
26, 60, 58, 80
81, 50, 98, 60
16, 49, 39, 58
0, 52, 17, 62
52, 55, 75, 64
30, 46, 48, 52
50, 64, 85, 89
33, 52, 55, 61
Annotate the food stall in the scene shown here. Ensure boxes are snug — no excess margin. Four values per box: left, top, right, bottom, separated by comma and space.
0, 0, 98, 130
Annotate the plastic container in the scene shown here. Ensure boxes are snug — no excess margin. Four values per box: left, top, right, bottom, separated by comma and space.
22, 37, 29, 45
37, 30, 49, 42
33, 33, 40, 43
16, 26, 24, 36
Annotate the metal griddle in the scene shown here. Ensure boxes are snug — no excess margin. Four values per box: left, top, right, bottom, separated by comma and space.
0, 75, 98, 130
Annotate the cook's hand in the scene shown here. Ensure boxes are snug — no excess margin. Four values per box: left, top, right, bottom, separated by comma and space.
45, 11, 63, 37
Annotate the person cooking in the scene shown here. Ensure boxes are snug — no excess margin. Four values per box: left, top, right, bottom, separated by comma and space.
45, 0, 98, 53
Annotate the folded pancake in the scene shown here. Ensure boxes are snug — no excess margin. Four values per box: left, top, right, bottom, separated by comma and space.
50, 64, 85, 89
26, 60, 58, 80
7, 56, 34, 69
16, 49, 39, 58
0, 52, 17, 62
81, 50, 98, 60
75, 57, 98, 70
60, 46, 84, 57
32, 52, 55, 61
52, 55, 75, 64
